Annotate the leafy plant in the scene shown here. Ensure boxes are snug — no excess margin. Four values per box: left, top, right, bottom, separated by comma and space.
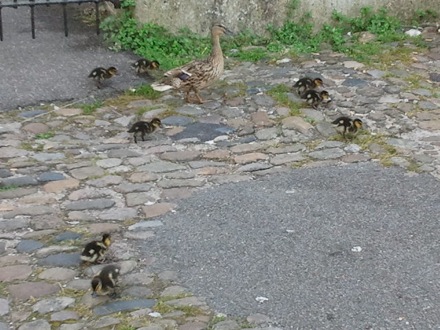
120, 0, 135, 8
101, 14, 211, 69
99, 4, 428, 68
230, 47, 268, 62
411, 9, 438, 24
332, 7, 403, 42
267, 13, 321, 53
319, 24, 346, 49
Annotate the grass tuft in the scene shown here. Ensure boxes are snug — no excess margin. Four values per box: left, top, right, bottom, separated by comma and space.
80, 101, 103, 115
34, 132, 55, 139
127, 85, 162, 99
0, 185, 18, 192
267, 84, 302, 115
152, 301, 174, 314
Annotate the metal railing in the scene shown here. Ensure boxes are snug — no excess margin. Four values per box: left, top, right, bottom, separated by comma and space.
0, 0, 101, 40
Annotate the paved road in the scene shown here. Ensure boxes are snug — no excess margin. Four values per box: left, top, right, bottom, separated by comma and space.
0, 5, 147, 111
142, 162, 440, 329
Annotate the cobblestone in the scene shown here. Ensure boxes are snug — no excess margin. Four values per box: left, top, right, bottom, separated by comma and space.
0, 29, 439, 330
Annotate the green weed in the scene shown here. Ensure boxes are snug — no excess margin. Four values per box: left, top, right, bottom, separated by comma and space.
406, 161, 421, 173
80, 101, 103, 115
20, 142, 44, 152
411, 9, 439, 25
100, 4, 429, 68
127, 85, 161, 99
117, 326, 136, 330
267, 84, 302, 115
304, 117, 316, 125
230, 47, 268, 62
135, 105, 161, 116
267, 13, 321, 53
152, 301, 174, 314
175, 305, 205, 316
332, 7, 402, 41
100, 11, 210, 69
209, 314, 226, 326
0, 185, 18, 192
34, 132, 55, 139
404, 74, 424, 88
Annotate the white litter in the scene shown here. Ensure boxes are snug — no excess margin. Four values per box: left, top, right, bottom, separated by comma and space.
276, 58, 291, 64
256, 296, 269, 303
148, 312, 162, 318
351, 246, 362, 252
405, 29, 421, 37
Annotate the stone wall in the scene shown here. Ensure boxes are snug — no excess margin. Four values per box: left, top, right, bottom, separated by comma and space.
134, 0, 440, 35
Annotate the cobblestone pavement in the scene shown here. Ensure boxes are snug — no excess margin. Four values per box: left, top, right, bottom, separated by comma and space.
0, 26, 440, 329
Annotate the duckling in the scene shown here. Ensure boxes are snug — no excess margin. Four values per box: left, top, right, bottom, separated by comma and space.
132, 59, 160, 74
293, 77, 323, 96
80, 233, 111, 264
127, 118, 163, 143
88, 67, 118, 89
351, 118, 363, 133
151, 24, 233, 104
301, 90, 331, 109
91, 264, 120, 298
332, 116, 363, 138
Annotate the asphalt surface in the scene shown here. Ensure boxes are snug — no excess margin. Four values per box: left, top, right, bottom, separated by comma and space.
0, 5, 148, 111
142, 162, 440, 329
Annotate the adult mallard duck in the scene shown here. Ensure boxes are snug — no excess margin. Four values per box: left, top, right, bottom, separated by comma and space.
151, 24, 233, 104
